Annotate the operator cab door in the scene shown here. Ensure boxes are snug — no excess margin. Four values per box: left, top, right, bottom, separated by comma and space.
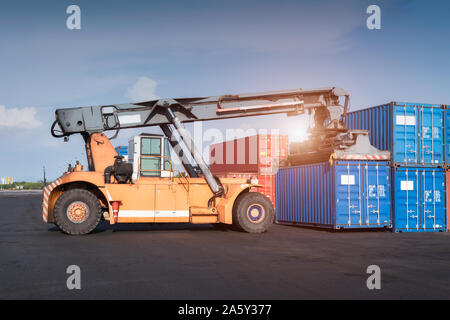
130, 134, 189, 222
129, 135, 171, 180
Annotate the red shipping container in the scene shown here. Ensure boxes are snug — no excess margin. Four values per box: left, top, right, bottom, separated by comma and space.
209, 134, 288, 175
257, 174, 276, 207
213, 172, 258, 192
213, 172, 276, 207
214, 172, 255, 179
210, 134, 287, 209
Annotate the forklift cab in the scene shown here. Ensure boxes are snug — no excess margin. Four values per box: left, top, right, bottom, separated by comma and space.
128, 134, 172, 180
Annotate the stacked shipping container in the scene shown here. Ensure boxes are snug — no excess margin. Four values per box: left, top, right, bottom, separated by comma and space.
115, 146, 128, 162
444, 105, 450, 232
391, 167, 446, 232
209, 134, 288, 206
345, 102, 444, 166
276, 161, 392, 229
345, 102, 447, 232
444, 106, 450, 162
447, 171, 450, 232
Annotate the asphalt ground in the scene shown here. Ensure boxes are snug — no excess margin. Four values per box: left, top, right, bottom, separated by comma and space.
0, 190, 449, 299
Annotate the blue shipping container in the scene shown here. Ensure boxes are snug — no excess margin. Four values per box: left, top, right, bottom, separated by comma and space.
115, 146, 128, 156
392, 166, 446, 232
345, 102, 444, 166
444, 107, 450, 164
276, 161, 391, 229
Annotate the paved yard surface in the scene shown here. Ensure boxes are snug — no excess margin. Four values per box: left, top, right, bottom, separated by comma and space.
0, 190, 449, 299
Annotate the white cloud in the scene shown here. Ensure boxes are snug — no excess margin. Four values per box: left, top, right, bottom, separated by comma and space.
0, 105, 42, 128
125, 76, 159, 102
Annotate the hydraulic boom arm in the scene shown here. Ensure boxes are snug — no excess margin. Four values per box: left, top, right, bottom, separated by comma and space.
52, 87, 349, 137
51, 87, 349, 198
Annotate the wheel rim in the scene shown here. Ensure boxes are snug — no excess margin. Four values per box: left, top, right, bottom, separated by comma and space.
66, 201, 90, 223
246, 203, 265, 224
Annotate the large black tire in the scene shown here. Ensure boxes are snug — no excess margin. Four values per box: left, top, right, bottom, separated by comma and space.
232, 192, 274, 233
54, 189, 102, 235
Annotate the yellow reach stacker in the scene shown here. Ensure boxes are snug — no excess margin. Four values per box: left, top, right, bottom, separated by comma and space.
43, 87, 351, 235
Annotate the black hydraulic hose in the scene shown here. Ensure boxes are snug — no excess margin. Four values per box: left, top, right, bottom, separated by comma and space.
207, 175, 225, 208
50, 120, 66, 138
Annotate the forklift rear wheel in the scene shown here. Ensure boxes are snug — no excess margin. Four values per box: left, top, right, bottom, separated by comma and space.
54, 189, 102, 235
232, 192, 274, 233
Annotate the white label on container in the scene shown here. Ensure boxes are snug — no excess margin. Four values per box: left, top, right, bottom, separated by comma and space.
434, 190, 441, 203
341, 175, 355, 185
118, 114, 141, 125
424, 190, 441, 203
368, 185, 386, 197
396, 115, 416, 126
424, 190, 432, 202
433, 127, 440, 138
400, 180, 414, 191
378, 185, 386, 197
368, 185, 376, 197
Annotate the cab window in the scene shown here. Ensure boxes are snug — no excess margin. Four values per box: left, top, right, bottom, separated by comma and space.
139, 137, 172, 177
140, 137, 161, 176
163, 138, 171, 171
141, 137, 161, 156
140, 157, 161, 177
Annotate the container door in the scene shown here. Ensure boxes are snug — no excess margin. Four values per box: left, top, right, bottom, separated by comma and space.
394, 168, 420, 231
258, 134, 267, 173
419, 106, 443, 165
447, 170, 450, 232
446, 109, 450, 164
363, 162, 390, 226
420, 169, 446, 230
258, 174, 269, 198
393, 105, 418, 164
258, 134, 288, 175
336, 163, 363, 226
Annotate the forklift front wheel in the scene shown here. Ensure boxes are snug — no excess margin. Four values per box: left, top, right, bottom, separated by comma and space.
232, 192, 274, 233
54, 189, 102, 235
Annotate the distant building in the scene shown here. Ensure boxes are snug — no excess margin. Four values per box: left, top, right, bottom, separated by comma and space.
1, 177, 14, 185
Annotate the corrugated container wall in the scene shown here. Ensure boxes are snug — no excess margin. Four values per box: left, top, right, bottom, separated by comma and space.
444, 107, 450, 164
210, 134, 288, 208
392, 166, 446, 232
214, 172, 276, 206
258, 174, 276, 205
345, 102, 444, 166
447, 170, 450, 232
209, 134, 288, 175
276, 161, 392, 229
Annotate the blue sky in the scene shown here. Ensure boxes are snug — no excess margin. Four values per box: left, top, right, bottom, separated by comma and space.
0, 0, 449, 181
